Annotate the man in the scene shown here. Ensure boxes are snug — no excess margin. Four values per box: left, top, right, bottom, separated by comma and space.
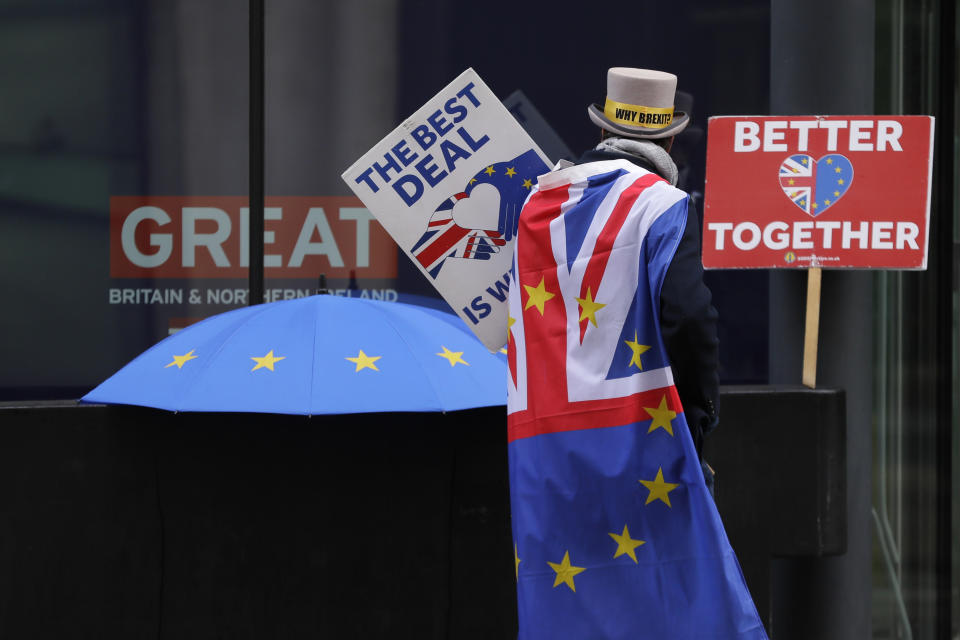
505, 68, 763, 639
582, 67, 719, 466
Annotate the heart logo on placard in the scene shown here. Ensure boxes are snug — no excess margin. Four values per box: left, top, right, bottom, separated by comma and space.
778, 154, 854, 217
451, 182, 501, 231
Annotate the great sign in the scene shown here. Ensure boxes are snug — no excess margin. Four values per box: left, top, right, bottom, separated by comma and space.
110, 196, 396, 279
702, 116, 934, 269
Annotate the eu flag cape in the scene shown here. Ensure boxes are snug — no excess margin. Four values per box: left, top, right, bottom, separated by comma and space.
506, 159, 767, 639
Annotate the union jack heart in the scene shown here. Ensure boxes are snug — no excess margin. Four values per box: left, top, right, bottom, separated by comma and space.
409, 149, 549, 279
778, 154, 854, 217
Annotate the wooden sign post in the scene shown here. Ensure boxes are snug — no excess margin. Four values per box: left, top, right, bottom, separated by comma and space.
802, 267, 822, 388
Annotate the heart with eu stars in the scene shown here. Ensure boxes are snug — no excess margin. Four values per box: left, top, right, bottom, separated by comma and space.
778, 153, 854, 217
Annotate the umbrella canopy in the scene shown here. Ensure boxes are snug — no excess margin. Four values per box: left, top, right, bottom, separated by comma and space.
82, 296, 507, 414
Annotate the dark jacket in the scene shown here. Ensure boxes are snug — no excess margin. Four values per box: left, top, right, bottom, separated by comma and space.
578, 147, 720, 456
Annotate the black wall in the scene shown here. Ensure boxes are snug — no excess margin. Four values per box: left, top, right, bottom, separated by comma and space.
0, 403, 514, 639
1, 387, 846, 639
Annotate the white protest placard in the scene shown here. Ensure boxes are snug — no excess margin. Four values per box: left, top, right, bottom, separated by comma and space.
341, 68, 552, 351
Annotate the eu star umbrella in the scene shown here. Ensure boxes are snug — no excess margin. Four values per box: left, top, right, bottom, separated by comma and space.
82, 295, 507, 414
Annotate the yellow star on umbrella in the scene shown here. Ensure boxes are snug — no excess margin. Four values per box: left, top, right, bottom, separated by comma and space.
625, 331, 651, 370
346, 350, 381, 372
523, 277, 555, 315
547, 551, 586, 592
608, 525, 646, 563
644, 395, 676, 435
436, 346, 468, 367
250, 349, 285, 372
639, 467, 680, 507
165, 350, 197, 369
575, 288, 606, 327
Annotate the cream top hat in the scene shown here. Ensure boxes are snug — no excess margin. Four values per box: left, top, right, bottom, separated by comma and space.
587, 68, 690, 139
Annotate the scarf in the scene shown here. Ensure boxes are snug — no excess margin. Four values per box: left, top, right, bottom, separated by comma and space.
594, 136, 679, 186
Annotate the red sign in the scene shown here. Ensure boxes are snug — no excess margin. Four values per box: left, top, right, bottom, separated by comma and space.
702, 116, 933, 269
110, 196, 397, 278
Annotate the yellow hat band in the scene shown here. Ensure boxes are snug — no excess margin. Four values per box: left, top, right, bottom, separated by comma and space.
603, 98, 674, 129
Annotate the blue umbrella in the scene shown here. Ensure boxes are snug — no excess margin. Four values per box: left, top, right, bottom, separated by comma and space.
82, 295, 506, 414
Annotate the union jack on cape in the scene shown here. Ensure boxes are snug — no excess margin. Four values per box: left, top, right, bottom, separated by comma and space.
506, 159, 766, 639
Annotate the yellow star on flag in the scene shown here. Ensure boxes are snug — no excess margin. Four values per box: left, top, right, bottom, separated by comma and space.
251, 349, 285, 372
547, 551, 586, 592
788, 178, 795, 185
835, 167, 842, 173
644, 395, 677, 435
625, 331, 651, 370
514, 543, 521, 580
522, 178, 533, 189
469, 177, 477, 185
484, 165, 496, 176
575, 288, 606, 327
834, 190, 840, 197
346, 350, 381, 372
801, 157, 808, 165
505, 166, 517, 177
523, 277, 555, 315
436, 346, 468, 367
608, 525, 646, 563
639, 467, 680, 507
824, 199, 831, 206
837, 178, 844, 185
165, 350, 198, 369
826, 157, 833, 164
812, 202, 819, 210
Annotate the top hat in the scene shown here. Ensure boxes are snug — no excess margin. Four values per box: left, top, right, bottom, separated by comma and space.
587, 68, 690, 140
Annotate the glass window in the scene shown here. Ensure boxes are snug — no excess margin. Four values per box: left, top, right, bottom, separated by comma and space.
262, 2, 400, 304
0, 0, 248, 399
873, 0, 957, 637
0, 0, 773, 398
